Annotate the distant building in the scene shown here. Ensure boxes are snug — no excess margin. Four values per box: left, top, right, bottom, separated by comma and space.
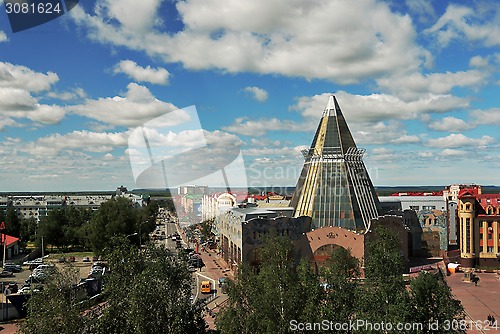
379, 194, 448, 255
458, 185, 500, 268
0, 186, 143, 223
178, 185, 208, 196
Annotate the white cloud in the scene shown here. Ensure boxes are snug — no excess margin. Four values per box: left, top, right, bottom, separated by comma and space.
0, 31, 8, 43
470, 108, 500, 126
376, 70, 487, 100
417, 151, 434, 158
70, 83, 183, 127
71, 0, 430, 84
440, 148, 467, 157
0, 117, 19, 130
28, 105, 66, 124
366, 147, 399, 162
242, 86, 268, 102
243, 145, 305, 157
0, 62, 58, 93
99, 0, 163, 32
392, 135, 421, 144
47, 87, 87, 101
427, 134, 494, 148
113, 60, 170, 85
23, 130, 129, 156
405, 0, 436, 24
469, 55, 489, 68
425, 3, 500, 47
291, 91, 468, 123
428, 116, 473, 132
223, 117, 308, 137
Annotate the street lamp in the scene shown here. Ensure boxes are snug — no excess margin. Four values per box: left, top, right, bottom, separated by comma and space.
139, 221, 148, 249
126, 232, 138, 239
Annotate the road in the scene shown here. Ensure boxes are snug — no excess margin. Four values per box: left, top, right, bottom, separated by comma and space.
152, 221, 212, 304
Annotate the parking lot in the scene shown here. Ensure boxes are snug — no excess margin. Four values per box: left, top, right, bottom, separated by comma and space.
0, 255, 95, 295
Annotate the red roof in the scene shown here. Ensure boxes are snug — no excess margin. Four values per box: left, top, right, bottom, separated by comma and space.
1, 234, 19, 247
458, 187, 481, 198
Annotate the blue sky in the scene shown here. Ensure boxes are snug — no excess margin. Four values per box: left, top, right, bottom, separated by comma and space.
0, 0, 499, 191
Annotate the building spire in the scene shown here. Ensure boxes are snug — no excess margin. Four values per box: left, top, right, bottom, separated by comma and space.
323, 95, 342, 117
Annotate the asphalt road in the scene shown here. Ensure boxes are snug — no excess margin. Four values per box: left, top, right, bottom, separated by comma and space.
152, 221, 216, 305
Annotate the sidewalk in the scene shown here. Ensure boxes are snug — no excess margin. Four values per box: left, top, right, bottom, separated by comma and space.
0, 322, 20, 333
446, 272, 500, 333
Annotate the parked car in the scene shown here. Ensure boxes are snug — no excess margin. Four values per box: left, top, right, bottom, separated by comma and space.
23, 258, 43, 266
18, 286, 31, 294
218, 277, 228, 288
3, 263, 22, 273
82, 256, 90, 262
92, 261, 106, 268
0, 270, 14, 277
68, 256, 76, 262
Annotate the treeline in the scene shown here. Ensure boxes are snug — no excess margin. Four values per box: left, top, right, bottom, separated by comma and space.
216, 226, 465, 334
2, 197, 159, 255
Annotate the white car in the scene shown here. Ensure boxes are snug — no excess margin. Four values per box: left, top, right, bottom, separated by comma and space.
23, 258, 43, 266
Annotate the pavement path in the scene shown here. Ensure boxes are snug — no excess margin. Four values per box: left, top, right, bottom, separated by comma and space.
446, 271, 500, 333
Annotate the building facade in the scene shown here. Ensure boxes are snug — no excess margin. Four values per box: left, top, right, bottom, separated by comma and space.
217, 206, 307, 270
458, 186, 500, 268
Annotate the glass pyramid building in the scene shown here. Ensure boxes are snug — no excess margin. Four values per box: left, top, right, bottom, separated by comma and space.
290, 95, 380, 232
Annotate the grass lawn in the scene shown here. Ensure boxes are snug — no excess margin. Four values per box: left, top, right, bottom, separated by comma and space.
45, 251, 95, 260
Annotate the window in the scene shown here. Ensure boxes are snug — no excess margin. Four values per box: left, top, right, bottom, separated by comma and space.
487, 246, 494, 253
466, 218, 471, 253
466, 204, 471, 211
409, 206, 419, 210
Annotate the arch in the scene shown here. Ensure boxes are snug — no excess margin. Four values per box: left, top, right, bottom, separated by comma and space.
306, 226, 364, 261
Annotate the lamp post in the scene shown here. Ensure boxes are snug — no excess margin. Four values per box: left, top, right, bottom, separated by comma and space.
126, 232, 138, 239
139, 221, 148, 249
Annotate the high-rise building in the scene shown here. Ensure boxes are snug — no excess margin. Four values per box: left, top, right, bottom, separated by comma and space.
291, 95, 380, 232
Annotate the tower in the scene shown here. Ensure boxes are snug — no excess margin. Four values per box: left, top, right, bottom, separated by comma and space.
458, 189, 477, 267
290, 95, 380, 232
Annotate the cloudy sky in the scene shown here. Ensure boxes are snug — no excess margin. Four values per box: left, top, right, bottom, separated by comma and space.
0, 0, 499, 191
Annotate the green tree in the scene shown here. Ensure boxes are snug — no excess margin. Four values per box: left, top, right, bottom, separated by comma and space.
409, 271, 464, 333
357, 226, 411, 331
94, 238, 206, 334
5, 207, 21, 237
19, 217, 37, 243
319, 247, 361, 328
88, 197, 142, 255
37, 209, 67, 251
216, 235, 320, 334
19, 265, 88, 334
